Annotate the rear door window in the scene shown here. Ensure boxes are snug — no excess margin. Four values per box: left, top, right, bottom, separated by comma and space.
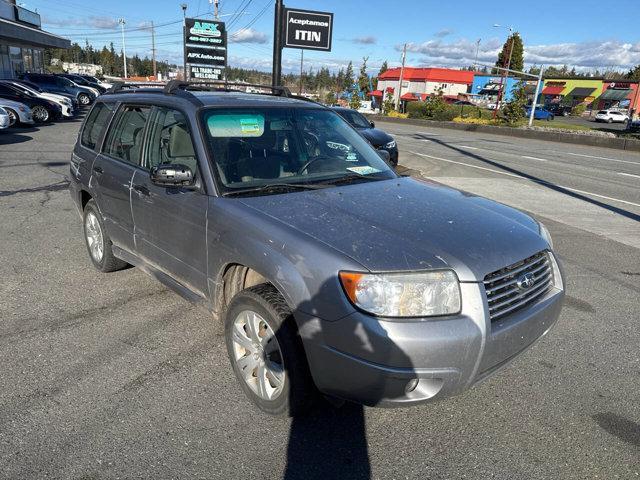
81, 103, 115, 151
103, 105, 151, 165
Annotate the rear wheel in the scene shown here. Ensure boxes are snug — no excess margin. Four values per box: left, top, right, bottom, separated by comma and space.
225, 284, 316, 416
82, 199, 128, 272
607, 118, 613, 124
31, 105, 50, 123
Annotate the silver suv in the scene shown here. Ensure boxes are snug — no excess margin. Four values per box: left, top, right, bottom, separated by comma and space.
69, 81, 565, 416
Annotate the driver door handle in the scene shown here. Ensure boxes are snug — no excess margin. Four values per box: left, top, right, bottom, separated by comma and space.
92, 166, 103, 175
133, 184, 150, 196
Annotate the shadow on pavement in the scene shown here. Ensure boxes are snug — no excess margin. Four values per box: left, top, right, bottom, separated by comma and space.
592, 412, 640, 447
427, 137, 640, 223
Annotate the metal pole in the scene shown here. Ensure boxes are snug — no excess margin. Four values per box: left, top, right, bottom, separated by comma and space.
528, 65, 544, 127
214, 0, 219, 19
118, 18, 127, 79
395, 43, 406, 111
151, 20, 157, 78
299, 50, 304, 95
475, 39, 480, 71
181, 4, 188, 80
272, 0, 284, 87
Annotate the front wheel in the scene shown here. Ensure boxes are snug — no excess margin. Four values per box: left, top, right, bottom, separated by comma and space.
78, 93, 91, 106
5, 108, 18, 127
31, 105, 50, 123
225, 284, 316, 416
607, 118, 613, 124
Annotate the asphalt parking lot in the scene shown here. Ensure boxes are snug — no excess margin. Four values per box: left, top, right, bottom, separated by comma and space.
1, 118, 639, 479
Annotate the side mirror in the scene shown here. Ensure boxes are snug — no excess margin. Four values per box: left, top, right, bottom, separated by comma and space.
377, 149, 391, 164
369, 120, 375, 128
150, 164, 195, 187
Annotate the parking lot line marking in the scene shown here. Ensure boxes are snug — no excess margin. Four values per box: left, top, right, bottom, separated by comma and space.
409, 151, 640, 208
459, 145, 479, 150
618, 172, 640, 179
564, 152, 640, 166
522, 156, 548, 162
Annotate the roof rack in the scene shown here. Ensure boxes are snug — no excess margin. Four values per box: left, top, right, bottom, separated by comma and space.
163, 79, 293, 97
105, 81, 165, 94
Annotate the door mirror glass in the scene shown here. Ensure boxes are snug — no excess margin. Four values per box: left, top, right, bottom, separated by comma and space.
377, 149, 391, 163
150, 164, 195, 187
369, 120, 375, 128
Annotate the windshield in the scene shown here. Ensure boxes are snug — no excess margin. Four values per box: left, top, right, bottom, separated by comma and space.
338, 109, 371, 128
202, 107, 396, 195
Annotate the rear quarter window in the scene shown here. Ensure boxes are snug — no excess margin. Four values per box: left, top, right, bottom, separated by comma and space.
81, 103, 114, 151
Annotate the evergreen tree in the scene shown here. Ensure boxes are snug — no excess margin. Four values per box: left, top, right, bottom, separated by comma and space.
494, 33, 524, 74
627, 65, 640, 81
357, 56, 370, 95
343, 61, 354, 91
378, 60, 388, 76
501, 81, 527, 125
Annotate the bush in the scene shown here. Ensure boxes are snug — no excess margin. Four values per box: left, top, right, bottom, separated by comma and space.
387, 110, 408, 119
572, 104, 586, 116
406, 96, 458, 121
453, 117, 501, 126
501, 82, 527, 126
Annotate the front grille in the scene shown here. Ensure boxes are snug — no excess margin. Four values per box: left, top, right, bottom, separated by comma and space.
483, 251, 553, 322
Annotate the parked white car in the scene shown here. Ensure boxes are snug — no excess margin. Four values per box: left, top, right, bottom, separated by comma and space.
0, 98, 34, 126
595, 110, 629, 123
1, 81, 74, 118
0, 106, 10, 129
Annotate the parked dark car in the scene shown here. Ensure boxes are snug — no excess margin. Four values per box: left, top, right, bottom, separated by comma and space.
0, 82, 61, 123
59, 74, 107, 94
332, 107, 398, 166
13, 79, 78, 110
22, 73, 96, 106
546, 104, 572, 117
69, 81, 564, 416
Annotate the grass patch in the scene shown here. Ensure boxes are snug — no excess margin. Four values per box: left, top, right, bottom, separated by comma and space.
530, 120, 593, 131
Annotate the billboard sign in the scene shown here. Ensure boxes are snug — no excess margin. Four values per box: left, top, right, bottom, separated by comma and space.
284, 8, 333, 51
184, 18, 227, 80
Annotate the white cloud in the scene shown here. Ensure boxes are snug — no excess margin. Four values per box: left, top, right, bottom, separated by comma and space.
434, 29, 453, 38
229, 28, 269, 44
353, 36, 377, 45
400, 38, 640, 70
42, 15, 119, 29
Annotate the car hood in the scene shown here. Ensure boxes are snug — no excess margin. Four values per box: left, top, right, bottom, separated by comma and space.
357, 127, 394, 147
237, 177, 547, 281
0, 98, 29, 110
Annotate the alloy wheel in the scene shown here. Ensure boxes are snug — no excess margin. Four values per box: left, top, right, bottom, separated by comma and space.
79, 94, 90, 105
231, 310, 285, 401
84, 211, 104, 262
6, 109, 17, 126
31, 105, 49, 123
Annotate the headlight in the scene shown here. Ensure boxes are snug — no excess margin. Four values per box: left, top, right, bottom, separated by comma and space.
538, 221, 553, 248
339, 270, 461, 317
385, 139, 396, 149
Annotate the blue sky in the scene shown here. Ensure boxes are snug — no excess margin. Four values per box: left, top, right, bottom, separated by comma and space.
32, 0, 640, 73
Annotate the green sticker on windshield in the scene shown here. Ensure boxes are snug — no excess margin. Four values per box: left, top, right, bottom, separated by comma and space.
207, 113, 265, 137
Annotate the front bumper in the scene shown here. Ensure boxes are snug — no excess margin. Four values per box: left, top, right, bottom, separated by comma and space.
377, 145, 399, 166
296, 267, 564, 407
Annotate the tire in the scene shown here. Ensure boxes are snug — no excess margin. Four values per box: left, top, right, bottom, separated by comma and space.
607, 118, 613, 124
78, 93, 91, 106
5, 108, 18, 127
547, 115, 554, 122
225, 283, 316, 416
31, 105, 50, 123
82, 199, 128, 272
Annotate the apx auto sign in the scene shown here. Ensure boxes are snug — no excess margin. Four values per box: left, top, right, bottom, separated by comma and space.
284, 8, 333, 51
184, 18, 227, 80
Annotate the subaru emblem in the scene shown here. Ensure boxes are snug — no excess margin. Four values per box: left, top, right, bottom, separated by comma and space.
516, 272, 536, 291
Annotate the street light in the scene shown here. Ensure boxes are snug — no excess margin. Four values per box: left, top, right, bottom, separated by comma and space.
118, 18, 127, 79
181, 3, 188, 80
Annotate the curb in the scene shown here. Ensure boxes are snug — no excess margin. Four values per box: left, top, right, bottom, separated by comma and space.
367, 115, 640, 153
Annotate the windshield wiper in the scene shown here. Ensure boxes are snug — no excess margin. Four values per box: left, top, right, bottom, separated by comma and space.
318, 172, 390, 186
222, 182, 328, 197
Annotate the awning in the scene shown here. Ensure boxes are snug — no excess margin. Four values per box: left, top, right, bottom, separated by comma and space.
567, 87, 596, 97
401, 93, 419, 101
369, 90, 383, 97
0, 18, 70, 49
599, 88, 631, 101
541, 86, 564, 95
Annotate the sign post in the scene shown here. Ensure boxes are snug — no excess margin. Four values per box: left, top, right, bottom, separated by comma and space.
184, 18, 227, 81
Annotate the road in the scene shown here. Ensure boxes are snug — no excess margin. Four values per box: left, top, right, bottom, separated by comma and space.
0, 118, 639, 479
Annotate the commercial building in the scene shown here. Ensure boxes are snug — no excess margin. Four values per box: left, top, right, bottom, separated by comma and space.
0, 0, 69, 79
371, 67, 474, 108
471, 74, 521, 103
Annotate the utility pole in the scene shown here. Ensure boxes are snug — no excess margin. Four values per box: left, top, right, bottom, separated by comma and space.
151, 21, 157, 78
528, 65, 544, 127
118, 18, 127, 79
395, 43, 406, 111
272, 0, 284, 87
299, 50, 304, 94
214, 0, 219, 19
474, 39, 481, 71
181, 3, 188, 80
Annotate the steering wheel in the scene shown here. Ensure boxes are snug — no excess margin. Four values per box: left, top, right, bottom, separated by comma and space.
297, 156, 324, 175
